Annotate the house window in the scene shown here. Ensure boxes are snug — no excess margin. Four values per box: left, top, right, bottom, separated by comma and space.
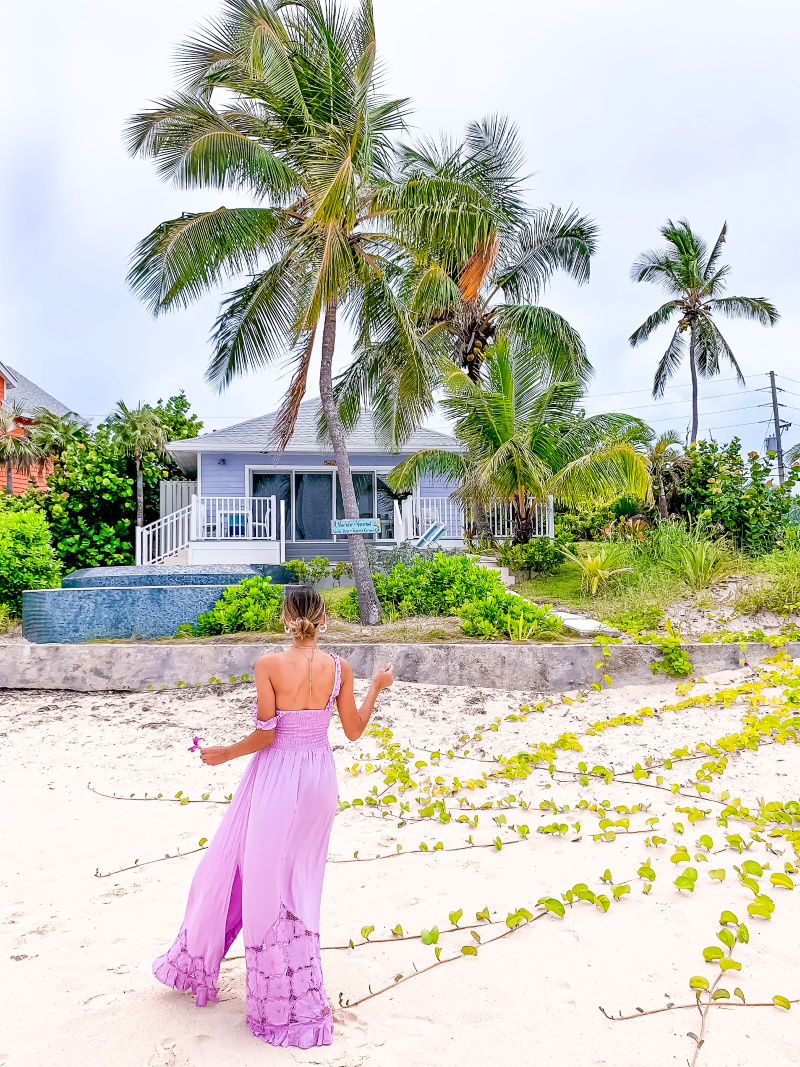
252, 472, 291, 537
294, 472, 334, 540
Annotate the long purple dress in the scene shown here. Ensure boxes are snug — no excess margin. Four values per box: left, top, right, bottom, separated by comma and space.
153, 654, 342, 1047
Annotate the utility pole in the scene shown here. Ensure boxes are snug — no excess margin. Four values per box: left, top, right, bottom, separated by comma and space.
769, 370, 786, 484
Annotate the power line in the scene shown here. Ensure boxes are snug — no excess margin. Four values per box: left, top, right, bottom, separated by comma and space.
582, 375, 743, 401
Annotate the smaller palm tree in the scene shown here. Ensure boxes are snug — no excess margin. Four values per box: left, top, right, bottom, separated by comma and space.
643, 430, 684, 519
30, 409, 87, 474
629, 220, 779, 444
0, 403, 40, 493
387, 339, 651, 543
106, 402, 168, 528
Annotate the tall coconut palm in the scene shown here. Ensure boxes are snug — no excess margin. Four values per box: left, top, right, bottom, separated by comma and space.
629, 220, 779, 444
642, 429, 684, 519
335, 119, 598, 448
125, 0, 450, 624
106, 402, 169, 528
0, 403, 40, 494
387, 338, 650, 543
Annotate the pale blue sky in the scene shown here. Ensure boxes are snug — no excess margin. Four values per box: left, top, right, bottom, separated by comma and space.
2, 0, 799, 456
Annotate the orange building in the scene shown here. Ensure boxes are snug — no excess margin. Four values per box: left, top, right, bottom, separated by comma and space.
0, 362, 77, 493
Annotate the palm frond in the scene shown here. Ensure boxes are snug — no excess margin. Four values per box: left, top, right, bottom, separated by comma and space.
652, 326, 686, 398
707, 295, 780, 326
629, 300, 681, 347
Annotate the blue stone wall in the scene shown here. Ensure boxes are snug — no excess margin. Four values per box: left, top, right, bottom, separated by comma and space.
63, 564, 293, 588
22, 585, 232, 644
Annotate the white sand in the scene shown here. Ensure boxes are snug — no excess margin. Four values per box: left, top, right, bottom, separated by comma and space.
2, 658, 800, 1067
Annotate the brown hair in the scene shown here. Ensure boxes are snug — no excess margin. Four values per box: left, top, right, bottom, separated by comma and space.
283, 585, 326, 641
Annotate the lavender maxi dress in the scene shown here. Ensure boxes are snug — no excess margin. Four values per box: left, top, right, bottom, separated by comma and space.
153, 655, 342, 1047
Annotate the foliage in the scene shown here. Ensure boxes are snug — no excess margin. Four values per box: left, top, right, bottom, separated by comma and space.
734, 549, 800, 617
0, 509, 61, 611
665, 539, 733, 590
181, 577, 284, 636
0, 602, 16, 631
285, 556, 333, 586
330, 561, 353, 586
561, 544, 632, 596
556, 501, 622, 541
496, 535, 570, 576
629, 218, 779, 443
680, 438, 798, 552
612, 604, 664, 635
389, 340, 651, 543
43, 430, 139, 570
458, 592, 562, 640
636, 620, 694, 677
153, 391, 203, 443
106, 401, 170, 528
336, 553, 505, 622
0, 401, 39, 493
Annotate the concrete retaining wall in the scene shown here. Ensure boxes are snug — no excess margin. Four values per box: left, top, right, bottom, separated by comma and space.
62, 564, 293, 588
1, 640, 795, 694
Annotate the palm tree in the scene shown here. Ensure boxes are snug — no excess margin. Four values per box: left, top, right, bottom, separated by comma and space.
629, 219, 779, 444
0, 403, 40, 494
106, 402, 169, 528
125, 0, 432, 624
30, 409, 87, 474
387, 338, 651, 543
642, 430, 684, 519
335, 118, 598, 447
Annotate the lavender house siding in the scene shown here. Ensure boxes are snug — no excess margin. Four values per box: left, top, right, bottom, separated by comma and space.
198, 451, 419, 496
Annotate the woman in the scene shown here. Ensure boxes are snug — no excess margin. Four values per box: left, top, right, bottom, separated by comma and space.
153, 585, 393, 1047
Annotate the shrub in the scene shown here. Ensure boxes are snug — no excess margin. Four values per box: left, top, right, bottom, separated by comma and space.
458, 593, 562, 640
665, 539, 733, 590
680, 438, 799, 553
285, 556, 332, 585
561, 544, 632, 596
336, 553, 505, 621
496, 535, 569, 576
365, 542, 467, 575
0, 509, 62, 611
183, 577, 284, 636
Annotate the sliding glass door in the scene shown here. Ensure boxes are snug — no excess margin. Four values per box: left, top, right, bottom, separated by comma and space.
294, 472, 334, 540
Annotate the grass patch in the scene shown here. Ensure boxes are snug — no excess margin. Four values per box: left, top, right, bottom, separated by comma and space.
733, 549, 800, 616
321, 585, 356, 615
515, 564, 584, 609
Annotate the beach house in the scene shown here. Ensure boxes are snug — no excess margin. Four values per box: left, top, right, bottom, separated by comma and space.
138, 400, 553, 565
0, 362, 76, 492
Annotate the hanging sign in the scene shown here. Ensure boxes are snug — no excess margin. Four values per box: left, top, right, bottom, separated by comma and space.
331, 518, 381, 535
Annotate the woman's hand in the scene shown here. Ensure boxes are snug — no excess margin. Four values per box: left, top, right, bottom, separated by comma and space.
200, 746, 230, 766
372, 664, 394, 691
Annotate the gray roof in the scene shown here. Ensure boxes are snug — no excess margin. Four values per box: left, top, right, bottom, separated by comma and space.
0, 362, 75, 418
168, 399, 459, 455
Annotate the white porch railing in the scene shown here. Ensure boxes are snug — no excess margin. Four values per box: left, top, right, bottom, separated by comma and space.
135, 504, 192, 566
409, 495, 554, 541
192, 495, 278, 542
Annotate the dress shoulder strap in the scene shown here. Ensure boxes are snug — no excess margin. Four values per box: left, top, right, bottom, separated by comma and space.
327, 654, 342, 709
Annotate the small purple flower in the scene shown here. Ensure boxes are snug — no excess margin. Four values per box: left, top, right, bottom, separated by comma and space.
188, 736, 201, 752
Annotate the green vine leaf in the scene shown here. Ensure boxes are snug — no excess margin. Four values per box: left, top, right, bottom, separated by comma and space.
772, 995, 791, 1010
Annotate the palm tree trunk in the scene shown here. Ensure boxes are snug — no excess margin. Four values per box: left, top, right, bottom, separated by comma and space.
512, 493, 532, 544
5, 461, 13, 494
136, 460, 144, 529
319, 301, 381, 626
657, 467, 668, 519
689, 326, 699, 445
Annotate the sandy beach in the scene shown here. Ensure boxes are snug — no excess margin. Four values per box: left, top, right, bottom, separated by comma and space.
2, 655, 800, 1067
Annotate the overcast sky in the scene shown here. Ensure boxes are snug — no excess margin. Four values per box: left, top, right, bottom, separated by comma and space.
2, 0, 799, 457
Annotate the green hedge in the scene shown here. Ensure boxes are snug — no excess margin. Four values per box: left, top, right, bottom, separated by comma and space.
0, 509, 62, 612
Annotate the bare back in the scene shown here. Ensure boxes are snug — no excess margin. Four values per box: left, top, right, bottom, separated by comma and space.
255, 649, 338, 716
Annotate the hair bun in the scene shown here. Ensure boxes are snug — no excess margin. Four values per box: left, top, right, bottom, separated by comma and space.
289, 616, 317, 641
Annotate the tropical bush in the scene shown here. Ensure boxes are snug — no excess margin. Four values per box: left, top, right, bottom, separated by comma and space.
665, 539, 733, 590
458, 593, 562, 640
0, 509, 62, 612
336, 554, 505, 622
285, 556, 335, 586
562, 544, 632, 596
496, 536, 569, 576
556, 502, 620, 541
680, 438, 799, 553
366, 542, 467, 575
181, 577, 284, 636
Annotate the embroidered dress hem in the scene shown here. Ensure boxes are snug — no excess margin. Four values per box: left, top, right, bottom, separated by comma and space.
247, 1017, 333, 1048
153, 930, 219, 1007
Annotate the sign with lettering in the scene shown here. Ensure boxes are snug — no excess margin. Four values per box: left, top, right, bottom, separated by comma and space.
331, 518, 381, 535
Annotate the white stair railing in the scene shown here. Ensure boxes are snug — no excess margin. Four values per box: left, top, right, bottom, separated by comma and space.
136, 504, 192, 565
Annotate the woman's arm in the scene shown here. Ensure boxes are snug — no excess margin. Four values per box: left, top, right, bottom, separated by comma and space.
336, 659, 393, 741
200, 656, 277, 766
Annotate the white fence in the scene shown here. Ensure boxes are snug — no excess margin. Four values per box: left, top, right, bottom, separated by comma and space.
159, 480, 197, 517
411, 495, 553, 541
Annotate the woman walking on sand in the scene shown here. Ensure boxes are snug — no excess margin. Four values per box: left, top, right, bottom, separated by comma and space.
153, 586, 393, 1047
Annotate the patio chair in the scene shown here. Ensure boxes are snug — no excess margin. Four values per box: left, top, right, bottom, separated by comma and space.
416, 521, 446, 548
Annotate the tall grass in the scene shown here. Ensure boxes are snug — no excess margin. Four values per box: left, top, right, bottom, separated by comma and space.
734, 549, 800, 616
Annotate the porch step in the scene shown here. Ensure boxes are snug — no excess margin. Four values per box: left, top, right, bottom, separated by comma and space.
156, 549, 189, 566
479, 557, 515, 588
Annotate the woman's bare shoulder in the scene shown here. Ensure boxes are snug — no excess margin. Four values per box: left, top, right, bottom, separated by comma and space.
255, 652, 285, 675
